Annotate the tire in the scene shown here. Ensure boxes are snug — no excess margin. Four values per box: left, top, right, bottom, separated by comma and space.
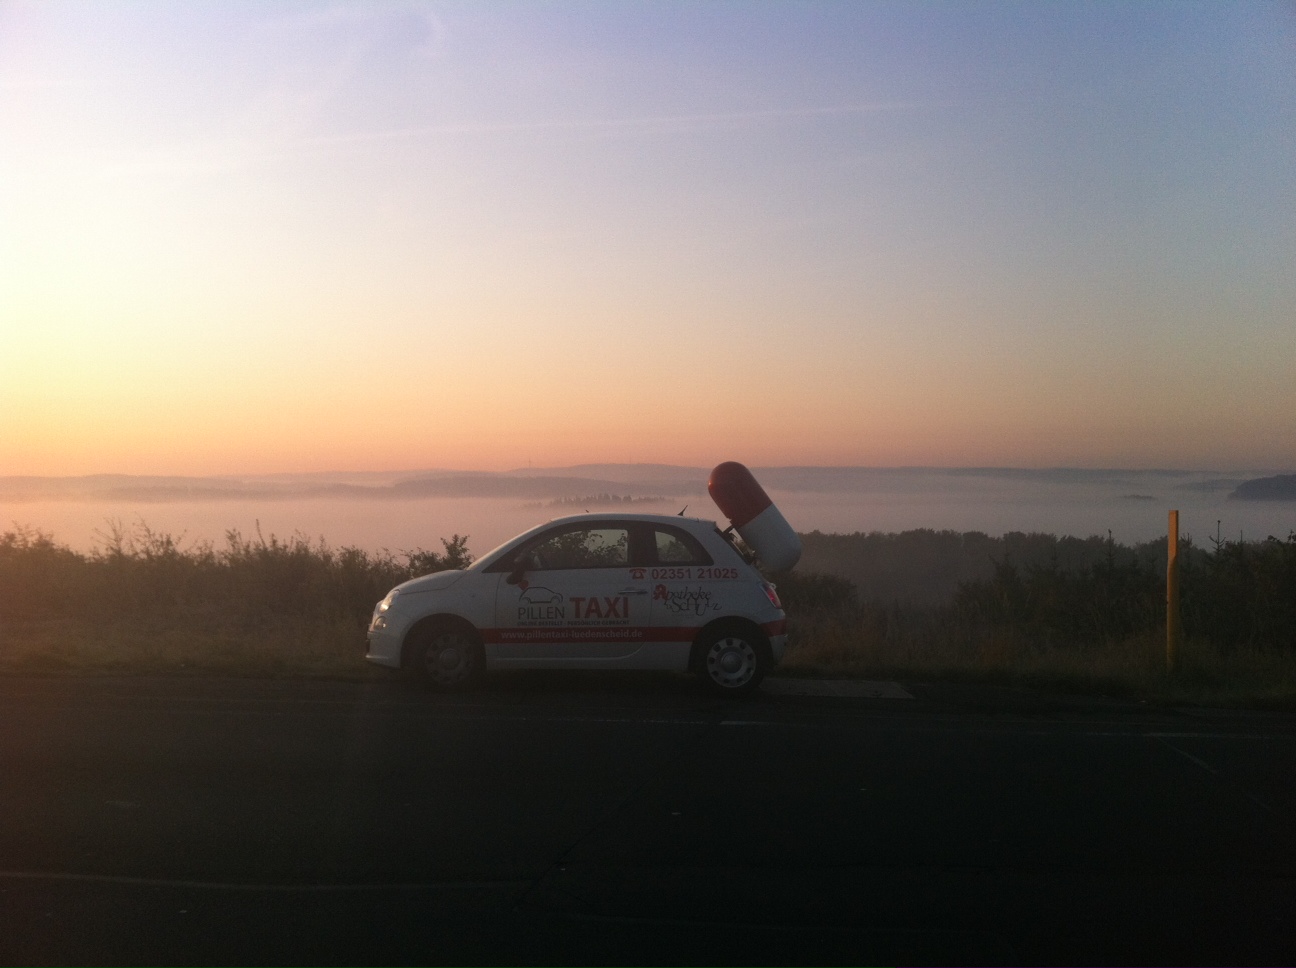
695, 624, 769, 697
409, 626, 484, 691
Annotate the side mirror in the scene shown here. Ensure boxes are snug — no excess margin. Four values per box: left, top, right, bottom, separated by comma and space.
506, 556, 528, 585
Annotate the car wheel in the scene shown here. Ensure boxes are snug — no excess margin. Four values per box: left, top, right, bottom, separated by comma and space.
411, 627, 483, 691
696, 625, 768, 697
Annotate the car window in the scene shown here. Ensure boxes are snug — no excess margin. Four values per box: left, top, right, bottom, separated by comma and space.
654, 527, 712, 565
528, 527, 629, 570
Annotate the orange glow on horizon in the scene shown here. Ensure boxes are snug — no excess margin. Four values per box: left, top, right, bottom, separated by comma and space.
2, 3, 1293, 480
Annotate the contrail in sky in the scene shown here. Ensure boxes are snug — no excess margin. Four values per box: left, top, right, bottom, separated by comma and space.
304, 102, 932, 146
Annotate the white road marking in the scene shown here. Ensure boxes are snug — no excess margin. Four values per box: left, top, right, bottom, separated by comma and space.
1145, 731, 1278, 739
1153, 735, 1280, 814
0, 870, 525, 892
761, 679, 914, 699
1154, 736, 1218, 774
1246, 792, 1278, 813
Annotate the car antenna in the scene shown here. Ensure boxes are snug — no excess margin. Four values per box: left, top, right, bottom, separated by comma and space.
678, 505, 687, 516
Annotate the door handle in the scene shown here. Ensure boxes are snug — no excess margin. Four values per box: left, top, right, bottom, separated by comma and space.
618, 588, 649, 595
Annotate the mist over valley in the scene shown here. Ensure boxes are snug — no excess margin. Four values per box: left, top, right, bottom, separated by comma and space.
3, 466, 1290, 564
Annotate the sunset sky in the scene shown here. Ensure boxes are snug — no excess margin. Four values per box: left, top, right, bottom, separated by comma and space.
3, 1, 1293, 476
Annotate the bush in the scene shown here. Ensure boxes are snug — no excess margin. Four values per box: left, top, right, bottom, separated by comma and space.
775, 528, 1296, 702
1182, 532, 1296, 650
5, 520, 1295, 701
0, 521, 472, 635
797, 528, 1168, 606
952, 539, 1163, 647
790, 527, 1296, 654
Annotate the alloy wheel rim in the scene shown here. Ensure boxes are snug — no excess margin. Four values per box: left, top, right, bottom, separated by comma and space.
706, 637, 756, 688
427, 636, 473, 684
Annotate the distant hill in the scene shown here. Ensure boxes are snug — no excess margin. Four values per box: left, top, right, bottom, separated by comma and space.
0, 470, 700, 503
390, 474, 700, 499
1229, 475, 1296, 501
504, 463, 707, 484
0, 464, 1271, 504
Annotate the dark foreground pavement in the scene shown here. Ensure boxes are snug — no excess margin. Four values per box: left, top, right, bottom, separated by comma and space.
1, 673, 1294, 965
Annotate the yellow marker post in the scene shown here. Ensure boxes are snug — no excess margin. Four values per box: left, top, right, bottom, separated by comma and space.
1167, 509, 1180, 671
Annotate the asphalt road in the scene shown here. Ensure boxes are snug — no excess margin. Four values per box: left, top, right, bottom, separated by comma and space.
2, 672, 1294, 965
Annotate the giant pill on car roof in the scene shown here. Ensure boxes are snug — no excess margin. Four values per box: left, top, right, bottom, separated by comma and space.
707, 462, 802, 572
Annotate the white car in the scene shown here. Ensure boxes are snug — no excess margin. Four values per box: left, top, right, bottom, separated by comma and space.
366, 512, 786, 696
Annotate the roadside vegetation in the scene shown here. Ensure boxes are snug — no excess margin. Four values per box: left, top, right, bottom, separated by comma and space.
0, 521, 470, 679
2, 521, 1294, 705
777, 529, 1296, 705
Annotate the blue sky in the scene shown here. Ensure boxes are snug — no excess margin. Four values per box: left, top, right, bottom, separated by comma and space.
2, 1, 1293, 474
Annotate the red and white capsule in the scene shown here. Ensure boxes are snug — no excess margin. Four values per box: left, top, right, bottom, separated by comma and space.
707, 461, 802, 572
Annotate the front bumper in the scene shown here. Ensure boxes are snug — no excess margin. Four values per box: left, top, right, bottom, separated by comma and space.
365, 626, 403, 669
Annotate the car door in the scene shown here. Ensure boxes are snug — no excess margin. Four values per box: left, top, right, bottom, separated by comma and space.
491, 523, 652, 662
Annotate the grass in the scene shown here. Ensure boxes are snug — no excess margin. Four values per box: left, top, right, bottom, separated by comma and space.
9, 613, 1294, 707
3, 521, 1295, 706
770, 542, 1296, 706
0, 521, 460, 681
1, 618, 384, 680
779, 614, 1296, 707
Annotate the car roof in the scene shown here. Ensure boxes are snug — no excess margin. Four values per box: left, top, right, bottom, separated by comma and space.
540, 511, 719, 528
471, 511, 725, 570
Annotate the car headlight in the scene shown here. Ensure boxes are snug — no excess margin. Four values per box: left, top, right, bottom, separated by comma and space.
370, 590, 399, 631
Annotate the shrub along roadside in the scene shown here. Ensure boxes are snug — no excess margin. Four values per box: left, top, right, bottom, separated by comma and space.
0, 522, 470, 678
2, 522, 1294, 704
773, 530, 1296, 705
